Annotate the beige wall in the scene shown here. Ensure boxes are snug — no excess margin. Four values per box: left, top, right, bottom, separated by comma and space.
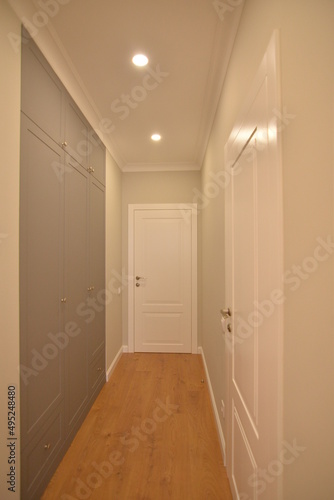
280, 1, 334, 496
121, 170, 201, 346
201, 0, 334, 498
105, 151, 123, 370
0, 3, 21, 499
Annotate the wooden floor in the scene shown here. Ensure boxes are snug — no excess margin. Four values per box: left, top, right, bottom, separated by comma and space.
42, 353, 232, 499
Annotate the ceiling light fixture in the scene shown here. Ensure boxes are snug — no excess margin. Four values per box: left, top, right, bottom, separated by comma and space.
132, 54, 149, 67
151, 134, 162, 141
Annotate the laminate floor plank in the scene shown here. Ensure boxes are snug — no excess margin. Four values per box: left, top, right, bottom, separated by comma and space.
42, 353, 232, 499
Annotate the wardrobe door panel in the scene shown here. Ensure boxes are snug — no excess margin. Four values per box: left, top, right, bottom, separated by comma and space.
64, 99, 89, 168
20, 115, 64, 447
89, 131, 106, 186
88, 179, 106, 361
89, 346, 105, 394
21, 409, 63, 500
21, 33, 62, 144
64, 156, 89, 430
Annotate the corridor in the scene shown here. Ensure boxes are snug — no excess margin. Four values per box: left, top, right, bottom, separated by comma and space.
42, 354, 232, 499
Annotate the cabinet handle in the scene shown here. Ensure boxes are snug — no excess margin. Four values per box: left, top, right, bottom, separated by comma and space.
61, 297, 67, 303
61, 141, 68, 148
87, 166, 95, 173
44, 443, 51, 451
97, 367, 102, 372
87, 286, 95, 292
221, 308, 232, 318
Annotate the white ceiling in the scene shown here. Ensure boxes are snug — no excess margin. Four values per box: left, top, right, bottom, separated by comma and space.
9, 0, 244, 171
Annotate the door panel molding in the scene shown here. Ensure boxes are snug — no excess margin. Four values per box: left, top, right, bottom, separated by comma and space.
128, 204, 197, 353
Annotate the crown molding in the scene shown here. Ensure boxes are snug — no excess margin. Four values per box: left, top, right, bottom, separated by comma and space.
122, 162, 200, 173
9, 0, 244, 174
194, 2, 245, 168
8, 0, 125, 170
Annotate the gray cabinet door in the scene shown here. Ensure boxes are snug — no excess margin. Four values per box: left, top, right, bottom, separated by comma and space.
20, 114, 65, 448
64, 98, 89, 168
64, 156, 89, 432
21, 408, 64, 500
89, 346, 105, 396
88, 131, 106, 186
88, 179, 106, 363
21, 33, 63, 145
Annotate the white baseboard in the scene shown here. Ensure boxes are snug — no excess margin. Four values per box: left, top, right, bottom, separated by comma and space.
106, 345, 128, 382
198, 346, 227, 465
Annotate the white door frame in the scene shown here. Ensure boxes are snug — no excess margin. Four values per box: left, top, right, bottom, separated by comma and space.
128, 203, 198, 353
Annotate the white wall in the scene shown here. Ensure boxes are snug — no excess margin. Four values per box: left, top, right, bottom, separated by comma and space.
121, 170, 202, 348
201, 0, 334, 498
0, 3, 21, 499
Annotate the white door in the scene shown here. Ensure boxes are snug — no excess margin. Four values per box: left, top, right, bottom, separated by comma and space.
128, 205, 197, 353
224, 33, 283, 500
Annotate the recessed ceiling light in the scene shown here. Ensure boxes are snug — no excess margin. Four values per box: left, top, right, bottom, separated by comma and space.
151, 134, 162, 141
132, 54, 149, 67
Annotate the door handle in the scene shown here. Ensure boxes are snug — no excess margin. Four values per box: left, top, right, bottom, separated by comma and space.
136, 276, 146, 281
220, 308, 232, 319
136, 283, 140, 287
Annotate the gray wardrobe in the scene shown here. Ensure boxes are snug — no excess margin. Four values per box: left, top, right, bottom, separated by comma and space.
20, 31, 106, 499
